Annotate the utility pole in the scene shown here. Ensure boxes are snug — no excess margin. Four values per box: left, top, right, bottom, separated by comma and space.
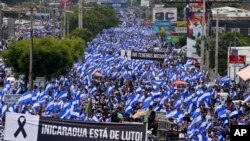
78, 0, 83, 29
206, 11, 210, 79
233, 30, 237, 81
67, 13, 69, 36
0, 0, 3, 41
63, 0, 66, 38
215, 9, 219, 78
29, 5, 34, 91
52, 9, 56, 36
200, 0, 206, 72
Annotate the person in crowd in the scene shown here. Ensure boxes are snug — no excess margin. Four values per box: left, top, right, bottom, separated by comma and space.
111, 107, 123, 123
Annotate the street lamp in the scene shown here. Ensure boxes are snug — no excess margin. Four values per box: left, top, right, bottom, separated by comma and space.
78, 0, 83, 29
65, 10, 74, 37
78, 0, 94, 29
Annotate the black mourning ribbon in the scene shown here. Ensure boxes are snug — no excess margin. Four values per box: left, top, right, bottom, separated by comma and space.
14, 116, 27, 138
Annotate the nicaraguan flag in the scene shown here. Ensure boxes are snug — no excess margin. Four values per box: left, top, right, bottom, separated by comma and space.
18, 91, 33, 105
130, 94, 140, 107
57, 90, 68, 100
220, 76, 230, 84
142, 97, 152, 109
190, 115, 202, 128
105, 86, 114, 96
197, 92, 211, 106
244, 94, 250, 103
217, 109, 227, 120
32, 101, 40, 111
57, 108, 70, 119
199, 121, 207, 133
151, 91, 161, 99
196, 134, 208, 141
91, 114, 100, 122
191, 108, 201, 120
45, 100, 54, 111
229, 110, 238, 119
1, 104, 7, 115
125, 105, 133, 114
173, 96, 182, 108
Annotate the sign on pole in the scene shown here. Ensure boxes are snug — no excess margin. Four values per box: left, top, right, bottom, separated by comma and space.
4, 94, 22, 104
34, 77, 46, 88
5, 112, 147, 141
229, 55, 246, 64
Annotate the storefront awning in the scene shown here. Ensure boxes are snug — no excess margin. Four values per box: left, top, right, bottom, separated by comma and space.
237, 66, 250, 81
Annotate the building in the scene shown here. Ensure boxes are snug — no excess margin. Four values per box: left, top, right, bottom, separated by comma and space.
211, 7, 250, 36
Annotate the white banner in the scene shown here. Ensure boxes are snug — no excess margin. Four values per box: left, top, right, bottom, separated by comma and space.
5, 112, 40, 141
120, 49, 132, 60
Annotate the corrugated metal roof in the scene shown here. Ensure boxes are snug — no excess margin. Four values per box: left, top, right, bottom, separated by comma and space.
237, 66, 250, 81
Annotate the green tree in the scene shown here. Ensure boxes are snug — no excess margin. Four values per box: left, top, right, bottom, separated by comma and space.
2, 37, 85, 82
195, 32, 250, 75
70, 28, 93, 42
69, 3, 119, 38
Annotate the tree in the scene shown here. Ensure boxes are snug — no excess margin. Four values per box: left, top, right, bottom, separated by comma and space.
195, 32, 250, 75
69, 3, 119, 38
70, 28, 93, 42
2, 37, 85, 82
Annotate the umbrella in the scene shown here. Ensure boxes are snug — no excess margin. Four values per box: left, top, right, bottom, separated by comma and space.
133, 111, 147, 118
171, 80, 188, 85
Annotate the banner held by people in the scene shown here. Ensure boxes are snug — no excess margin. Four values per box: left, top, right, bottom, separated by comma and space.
5, 112, 147, 141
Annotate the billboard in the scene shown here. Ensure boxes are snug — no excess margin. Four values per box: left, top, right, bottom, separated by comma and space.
154, 20, 172, 34
186, 12, 207, 58
59, 0, 73, 7
153, 7, 177, 25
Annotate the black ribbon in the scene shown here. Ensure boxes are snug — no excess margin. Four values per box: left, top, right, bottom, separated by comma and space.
14, 116, 27, 138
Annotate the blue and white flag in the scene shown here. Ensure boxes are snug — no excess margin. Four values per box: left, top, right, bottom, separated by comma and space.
125, 105, 133, 114
229, 110, 238, 119
196, 134, 208, 141
105, 86, 114, 96
18, 91, 33, 105
142, 97, 152, 109
244, 94, 250, 103
173, 96, 182, 108
57, 90, 68, 100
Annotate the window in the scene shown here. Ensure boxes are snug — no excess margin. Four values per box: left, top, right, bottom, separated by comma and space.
248, 28, 250, 36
